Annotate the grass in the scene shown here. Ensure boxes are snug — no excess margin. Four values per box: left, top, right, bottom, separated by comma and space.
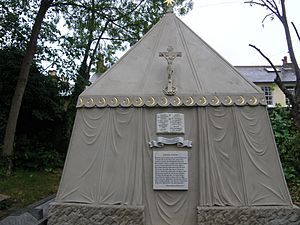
0, 170, 62, 219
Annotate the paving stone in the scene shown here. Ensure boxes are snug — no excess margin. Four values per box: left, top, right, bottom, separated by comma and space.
0, 212, 38, 225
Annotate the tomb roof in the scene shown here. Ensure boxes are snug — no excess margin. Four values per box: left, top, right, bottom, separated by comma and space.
78, 12, 265, 108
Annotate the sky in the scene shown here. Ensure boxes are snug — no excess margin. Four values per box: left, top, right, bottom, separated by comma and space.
179, 0, 300, 66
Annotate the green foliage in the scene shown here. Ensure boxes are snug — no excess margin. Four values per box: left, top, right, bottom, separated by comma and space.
13, 136, 65, 171
0, 155, 11, 178
57, 0, 193, 78
0, 1, 32, 49
1, 0, 194, 173
0, 47, 68, 172
59, 0, 194, 137
268, 107, 300, 183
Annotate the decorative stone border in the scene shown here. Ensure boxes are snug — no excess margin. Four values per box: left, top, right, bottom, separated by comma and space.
76, 94, 266, 108
197, 206, 300, 225
48, 202, 145, 225
47, 203, 300, 224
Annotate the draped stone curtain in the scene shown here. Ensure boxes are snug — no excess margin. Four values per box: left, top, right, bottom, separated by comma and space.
56, 106, 291, 225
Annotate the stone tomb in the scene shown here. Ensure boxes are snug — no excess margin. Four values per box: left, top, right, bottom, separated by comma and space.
48, 11, 299, 225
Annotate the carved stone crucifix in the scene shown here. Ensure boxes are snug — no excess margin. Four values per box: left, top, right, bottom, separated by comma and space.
159, 46, 182, 96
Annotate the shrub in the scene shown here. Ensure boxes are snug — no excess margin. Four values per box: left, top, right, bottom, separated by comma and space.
13, 136, 65, 171
268, 107, 300, 183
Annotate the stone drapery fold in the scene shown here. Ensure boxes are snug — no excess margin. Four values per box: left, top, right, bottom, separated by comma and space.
56, 106, 292, 225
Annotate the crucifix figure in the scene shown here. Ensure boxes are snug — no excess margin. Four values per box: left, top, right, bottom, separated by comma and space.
159, 46, 182, 96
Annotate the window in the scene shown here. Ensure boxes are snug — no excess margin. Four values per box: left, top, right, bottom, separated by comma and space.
261, 86, 273, 106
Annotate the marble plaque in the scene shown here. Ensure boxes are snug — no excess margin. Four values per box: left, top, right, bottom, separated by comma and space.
153, 151, 188, 190
156, 113, 184, 133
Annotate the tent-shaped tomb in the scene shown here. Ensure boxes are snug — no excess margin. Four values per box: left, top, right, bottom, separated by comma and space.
52, 12, 293, 225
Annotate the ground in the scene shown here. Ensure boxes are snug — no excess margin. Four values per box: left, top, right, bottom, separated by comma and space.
0, 170, 61, 219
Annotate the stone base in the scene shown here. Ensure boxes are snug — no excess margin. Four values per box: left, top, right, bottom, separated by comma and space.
48, 202, 144, 225
197, 206, 300, 225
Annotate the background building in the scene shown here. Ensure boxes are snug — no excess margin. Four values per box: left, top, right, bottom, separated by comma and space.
236, 57, 296, 107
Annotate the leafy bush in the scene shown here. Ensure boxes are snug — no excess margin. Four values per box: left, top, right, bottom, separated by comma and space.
268, 107, 300, 183
0, 154, 10, 178
13, 136, 65, 171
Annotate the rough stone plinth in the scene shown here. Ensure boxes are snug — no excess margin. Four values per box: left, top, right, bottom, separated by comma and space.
197, 206, 300, 225
48, 202, 144, 225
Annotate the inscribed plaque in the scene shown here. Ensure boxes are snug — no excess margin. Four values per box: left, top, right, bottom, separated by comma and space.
153, 151, 188, 190
156, 113, 184, 133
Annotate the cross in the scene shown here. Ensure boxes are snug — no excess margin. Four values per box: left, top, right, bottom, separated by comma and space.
164, 0, 174, 12
164, 0, 174, 6
159, 46, 182, 96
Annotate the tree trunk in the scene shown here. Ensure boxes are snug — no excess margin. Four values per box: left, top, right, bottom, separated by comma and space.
71, 7, 96, 101
280, 0, 300, 128
292, 98, 300, 128
2, 0, 53, 175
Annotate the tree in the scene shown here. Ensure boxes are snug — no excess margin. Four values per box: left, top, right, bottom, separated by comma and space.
57, 0, 193, 137
245, 0, 300, 128
59, 0, 193, 91
1, 0, 193, 175
2, 0, 54, 175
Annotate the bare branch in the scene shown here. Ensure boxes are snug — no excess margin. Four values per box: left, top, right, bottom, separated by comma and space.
247, 0, 300, 128
262, 12, 274, 24
291, 22, 300, 42
265, 0, 278, 12
271, 0, 281, 16
245, 0, 282, 22
249, 44, 295, 105
244, 1, 265, 7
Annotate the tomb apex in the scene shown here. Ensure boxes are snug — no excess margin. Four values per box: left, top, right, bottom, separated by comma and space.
78, 12, 265, 108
